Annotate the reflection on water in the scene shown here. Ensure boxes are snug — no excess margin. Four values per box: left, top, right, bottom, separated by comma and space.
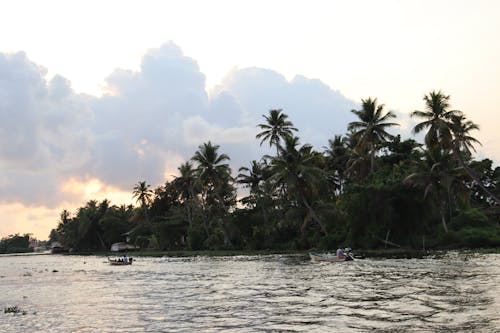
0, 253, 499, 332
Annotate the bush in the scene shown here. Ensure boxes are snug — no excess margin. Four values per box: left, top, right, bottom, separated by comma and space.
187, 225, 206, 251
450, 208, 493, 230
456, 227, 500, 248
437, 225, 500, 248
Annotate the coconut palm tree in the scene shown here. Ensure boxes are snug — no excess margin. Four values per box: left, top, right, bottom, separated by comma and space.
192, 141, 235, 245
192, 142, 231, 192
450, 114, 500, 205
323, 135, 350, 196
256, 109, 298, 154
411, 90, 463, 150
348, 98, 398, 174
270, 135, 328, 236
132, 181, 153, 222
75, 200, 109, 250
404, 151, 457, 233
172, 162, 199, 227
237, 160, 266, 194
413, 91, 500, 205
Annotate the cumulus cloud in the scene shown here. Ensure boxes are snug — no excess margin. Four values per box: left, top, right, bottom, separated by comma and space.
0, 52, 92, 206
0, 42, 359, 210
210, 67, 358, 148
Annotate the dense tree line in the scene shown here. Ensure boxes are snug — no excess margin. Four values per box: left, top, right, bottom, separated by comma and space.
50, 91, 500, 251
0, 234, 32, 253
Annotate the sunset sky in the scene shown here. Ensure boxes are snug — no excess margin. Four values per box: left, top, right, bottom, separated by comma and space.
1, 0, 499, 239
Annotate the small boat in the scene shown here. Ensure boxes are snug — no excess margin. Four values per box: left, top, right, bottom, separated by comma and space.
108, 257, 133, 265
309, 252, 353, 262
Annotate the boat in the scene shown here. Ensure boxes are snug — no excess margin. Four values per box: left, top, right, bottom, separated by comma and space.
309, 252, 354, 262
108, 257, 133, 265
110, 242, 140, 252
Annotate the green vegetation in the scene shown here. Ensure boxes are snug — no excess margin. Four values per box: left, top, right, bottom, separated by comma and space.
49, 91, 499, 253
0, 234, 33, 254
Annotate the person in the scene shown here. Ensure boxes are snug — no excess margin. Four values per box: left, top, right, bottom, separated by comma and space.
336, 247, 344, 259
123, 254, 129, 264
344, 248, 354, 261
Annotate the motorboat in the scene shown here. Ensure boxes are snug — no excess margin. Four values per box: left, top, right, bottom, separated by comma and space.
309, 252, 354, 262
108, 257, 133, 265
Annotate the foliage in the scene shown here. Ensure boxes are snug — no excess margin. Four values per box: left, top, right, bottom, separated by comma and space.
48, 92, 499, 252
0, 234, 32, 254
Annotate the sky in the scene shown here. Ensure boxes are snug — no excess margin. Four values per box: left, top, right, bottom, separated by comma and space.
1, 0, 499, 240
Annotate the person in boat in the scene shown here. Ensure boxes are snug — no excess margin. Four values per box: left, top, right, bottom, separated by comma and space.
336, 248, 345, 259
343, 248, 354, 261
123, 254, 129, 264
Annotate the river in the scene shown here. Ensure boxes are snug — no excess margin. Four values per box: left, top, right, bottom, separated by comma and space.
0, 252, 499, 332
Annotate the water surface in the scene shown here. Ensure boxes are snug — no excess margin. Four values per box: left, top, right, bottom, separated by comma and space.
1, 252, 499, 332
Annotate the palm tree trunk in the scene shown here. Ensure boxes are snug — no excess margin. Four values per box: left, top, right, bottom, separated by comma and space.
301, 197, 328, 236
259, 204, 269, 226
214, 192, 233, 247
453, 148, 500, 205
384, 229, 391, 249
440, 203, 448, 233
199, 194, 210, 237
370, 148, 375, 174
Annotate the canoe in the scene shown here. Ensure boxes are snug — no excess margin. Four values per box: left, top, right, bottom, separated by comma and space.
108, 257, 133, 265
309, 252, 353, 262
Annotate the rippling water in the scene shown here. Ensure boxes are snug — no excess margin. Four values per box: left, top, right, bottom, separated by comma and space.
0, 252, 499, 332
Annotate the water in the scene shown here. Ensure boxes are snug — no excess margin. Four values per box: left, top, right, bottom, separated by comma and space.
0, 253, 499, 332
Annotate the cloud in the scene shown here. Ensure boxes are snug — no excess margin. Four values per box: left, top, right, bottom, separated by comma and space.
0, 52, 93, 206
210, 67, 358, 148
0, 42, 359, 214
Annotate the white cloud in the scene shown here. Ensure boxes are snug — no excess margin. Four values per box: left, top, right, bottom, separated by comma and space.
0, 42, 360, 224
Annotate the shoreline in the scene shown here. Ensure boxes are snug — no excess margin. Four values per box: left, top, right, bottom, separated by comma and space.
4, 247, 499, 259
64, 247, 500, 259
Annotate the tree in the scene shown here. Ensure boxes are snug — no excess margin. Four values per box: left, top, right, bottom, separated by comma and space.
238, 160, 273, 226
132, 181, 153, 223
412, 91, 500, 205
323, 135, 350, 196
238, 160, 266, 195
450, 114, 500, 205
348, 98, 398, 174
404, 150, 462, 233
256, 109, 298, 154
411, 90, 462, 150
270, 135, 328, 237
172, 162, 199, 227
192, 141, 236, 245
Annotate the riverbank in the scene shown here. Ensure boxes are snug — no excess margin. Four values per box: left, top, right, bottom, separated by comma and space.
63, 247, 500, 259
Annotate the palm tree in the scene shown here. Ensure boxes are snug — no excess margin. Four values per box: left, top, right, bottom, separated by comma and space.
411, 90, 462, 150
256, 109, 298, 154
132, 181, 153, 222
192, 142, 231, 192
238, 160, 266, 195
75, 200, 109, 250
348, 98, 398, 173
270, 135, 328, 236
404, 150, 457, 233
412, 91, 500, 205
192, 141, 235, 245
450, 115, 500, 205
323, 135, 350, 196
238, 160, 273, 226
172, 162, 199, 227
